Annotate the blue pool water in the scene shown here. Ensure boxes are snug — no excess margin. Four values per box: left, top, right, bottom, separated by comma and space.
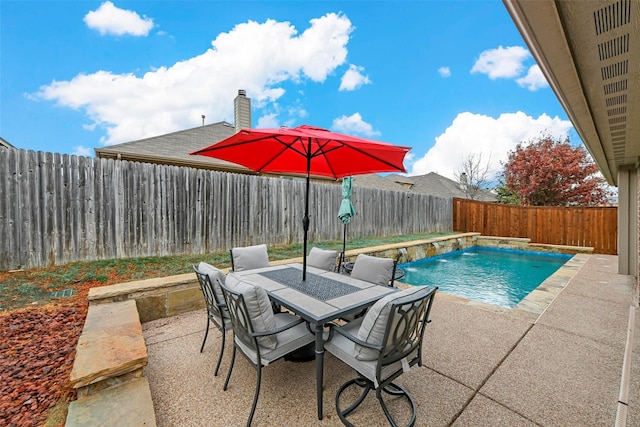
399, 246, 572, 308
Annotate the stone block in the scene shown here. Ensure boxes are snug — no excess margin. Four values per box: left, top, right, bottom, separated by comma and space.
70, 300, 147, 389
167, 286, 205, 317
66, 377, 156, 427
136, 294, 167, 323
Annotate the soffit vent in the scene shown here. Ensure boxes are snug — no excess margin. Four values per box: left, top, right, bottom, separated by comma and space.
597, 34, 629, 60
603, 80, 627, 95
608, 116, 626, 125
605, 94, 627, 106
601, 59, 628, 80
594, 0, 632, 35
593, 0, 632, 166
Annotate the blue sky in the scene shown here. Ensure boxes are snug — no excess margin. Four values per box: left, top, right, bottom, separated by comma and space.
1, 0, 577, 181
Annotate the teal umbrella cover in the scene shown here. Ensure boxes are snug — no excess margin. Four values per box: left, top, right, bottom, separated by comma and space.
338, 177, 355, 270
338, 177, 356, 224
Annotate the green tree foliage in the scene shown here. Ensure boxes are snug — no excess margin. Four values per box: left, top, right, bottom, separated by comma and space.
501, 134, 611, 206
494, 183, 522, 205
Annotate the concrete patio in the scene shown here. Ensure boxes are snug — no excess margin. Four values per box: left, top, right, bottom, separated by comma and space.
142, 254, 638, 426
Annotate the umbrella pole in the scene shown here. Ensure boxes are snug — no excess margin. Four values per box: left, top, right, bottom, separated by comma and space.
341, 223, 347, 272
302, 139, 312, 281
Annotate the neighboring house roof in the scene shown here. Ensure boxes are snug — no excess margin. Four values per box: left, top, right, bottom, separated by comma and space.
351, 174, 410, 193
92, 120, 493, 202
0, 137, 15, 149
381, 172, 497, 201
94, 121, 255, 174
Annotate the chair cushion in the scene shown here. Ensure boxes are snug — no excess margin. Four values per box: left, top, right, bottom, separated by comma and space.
236, 313, 315, 366
325, 319, 418, 386
197, 262, 226, 304
307, 247, 339, 271
355, 286, 426, 360
231, 244, 270, 271
350, 254, 394, 286
225, 273, 277, 349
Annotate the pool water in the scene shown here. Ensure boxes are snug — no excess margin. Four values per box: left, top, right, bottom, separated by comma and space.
399, 246, 572, 308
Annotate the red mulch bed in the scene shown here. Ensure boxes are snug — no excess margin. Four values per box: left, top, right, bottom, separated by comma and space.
0, 300, 87, 426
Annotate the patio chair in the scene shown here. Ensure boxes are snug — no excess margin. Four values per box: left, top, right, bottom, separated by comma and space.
325, 285, 438, 427
350, 254, 398, 287
229, 244, 271, 272
230, 244, 281, 312
341, 254, 399, 322
192, 263, 231, 376
307, 247, 339, 271
219, 273, 316, 427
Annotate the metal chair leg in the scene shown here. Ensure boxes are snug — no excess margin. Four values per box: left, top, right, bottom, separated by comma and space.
335, 377, 416, 427
214, 327, 225, 376
223, 344, 236, 391
246, 363, 262, 427
377, 382, 416, 427
335, 377, 372, 426
200, 318, 210, 353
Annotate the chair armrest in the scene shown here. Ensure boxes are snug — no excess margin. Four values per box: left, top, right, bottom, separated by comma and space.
328, 323, 382, 351
251, 317, 305, 338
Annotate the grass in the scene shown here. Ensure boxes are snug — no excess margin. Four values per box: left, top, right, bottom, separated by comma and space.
0, 231, 454, 313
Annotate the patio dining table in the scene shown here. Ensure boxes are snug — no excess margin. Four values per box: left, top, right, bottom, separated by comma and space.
231, 263, 397, 420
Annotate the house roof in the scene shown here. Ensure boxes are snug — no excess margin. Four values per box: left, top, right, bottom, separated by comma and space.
386, 172, 497, 201
351, 174, 410, 193
94, 121, 255, 174
352, 172, 497, 201
92, 118, 492, 202
0, 137, 15, 149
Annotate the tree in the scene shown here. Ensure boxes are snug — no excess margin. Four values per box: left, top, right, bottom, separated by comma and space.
500, 134, 610, 206
494, 183, 522, 205
454, 153, 492, 200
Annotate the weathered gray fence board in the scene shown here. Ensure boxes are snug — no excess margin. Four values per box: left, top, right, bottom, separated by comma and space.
0, 149, 452, 270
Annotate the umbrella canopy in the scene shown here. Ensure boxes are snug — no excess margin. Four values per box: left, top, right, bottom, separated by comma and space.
191, 124, 411, 280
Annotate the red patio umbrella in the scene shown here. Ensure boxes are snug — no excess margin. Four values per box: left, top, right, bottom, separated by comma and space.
191, 124, 411, 280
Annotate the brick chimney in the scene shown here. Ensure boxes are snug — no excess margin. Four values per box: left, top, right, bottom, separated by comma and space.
459, 172, 468, 191
234, 89, 251, 133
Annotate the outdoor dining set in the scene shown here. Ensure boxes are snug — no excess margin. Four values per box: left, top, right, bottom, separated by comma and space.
193, 244, 438, 427
187, 123, 435, 425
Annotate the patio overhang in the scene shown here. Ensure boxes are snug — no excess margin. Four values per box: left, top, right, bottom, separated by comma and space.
503, 0, 640, 187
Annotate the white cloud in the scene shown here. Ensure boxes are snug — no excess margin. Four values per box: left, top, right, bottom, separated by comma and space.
256, 113, 279, 128
332, 113, 380, 137
438, 66, 451, 78
74, 145, 93, 157
409, 111, 573, 181
470, 46, 530, 79
84, 1, 154, 36
516, 64, 548, 91
37, 13, 354, 145
339, 64, 371, 91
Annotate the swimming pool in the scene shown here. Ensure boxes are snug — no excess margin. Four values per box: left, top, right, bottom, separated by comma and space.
399, 246, 572, 308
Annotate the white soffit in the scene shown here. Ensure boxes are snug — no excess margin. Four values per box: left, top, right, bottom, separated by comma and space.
504, 0, 640, 186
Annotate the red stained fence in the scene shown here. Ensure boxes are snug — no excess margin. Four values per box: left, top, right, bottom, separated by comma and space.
453, 198, 617, 255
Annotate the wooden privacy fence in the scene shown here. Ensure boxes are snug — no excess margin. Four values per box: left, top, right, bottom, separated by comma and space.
0, 149, 452, 271
453, 198, 617, 254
